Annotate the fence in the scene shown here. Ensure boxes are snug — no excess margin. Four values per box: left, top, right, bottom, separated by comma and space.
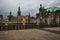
0, 23, 60, 31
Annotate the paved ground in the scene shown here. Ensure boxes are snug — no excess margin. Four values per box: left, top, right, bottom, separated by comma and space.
43, 27, 60, 31
0, 27, 60, 40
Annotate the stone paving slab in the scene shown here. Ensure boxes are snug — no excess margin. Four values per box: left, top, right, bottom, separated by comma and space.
0, 28, 60, 40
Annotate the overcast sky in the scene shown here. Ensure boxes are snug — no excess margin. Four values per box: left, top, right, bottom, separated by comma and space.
0, 0, 60, 19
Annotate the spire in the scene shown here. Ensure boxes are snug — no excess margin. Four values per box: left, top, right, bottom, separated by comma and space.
28, 12, 30, 23
9, 11, 12, 16
17, 6, 21, 16
18, 6, 20, 11
8, 11, 13, 21
10, 11, 12, 16
29, 12, 30, 17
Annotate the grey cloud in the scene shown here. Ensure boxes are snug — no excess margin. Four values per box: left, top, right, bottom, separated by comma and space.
0, 0, 60, 19
49, 0, 60, 7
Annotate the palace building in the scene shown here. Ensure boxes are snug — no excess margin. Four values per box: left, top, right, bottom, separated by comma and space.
7, 6, 30, 25
0, 4, 60, 31
3, 4, 60, 26
36, 4, 60, 25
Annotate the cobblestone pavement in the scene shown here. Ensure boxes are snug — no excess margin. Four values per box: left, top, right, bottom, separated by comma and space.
0, 27, 60, 40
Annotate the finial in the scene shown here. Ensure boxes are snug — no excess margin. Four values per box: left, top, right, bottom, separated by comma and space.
40, 4, 42, 7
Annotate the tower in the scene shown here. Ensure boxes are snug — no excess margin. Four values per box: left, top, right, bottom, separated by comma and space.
8, 11, 13, 21
17, 6, 21, 16
28, 12, 30, 23
39, 4, 43, 13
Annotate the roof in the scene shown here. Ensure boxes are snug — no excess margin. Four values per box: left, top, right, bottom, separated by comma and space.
46, 6, 60, 12
21, 16, 27, 19
12, 16, 18, 20
11, 16, 27, 20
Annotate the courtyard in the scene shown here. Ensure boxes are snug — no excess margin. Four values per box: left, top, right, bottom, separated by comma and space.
0, 27, 60, 40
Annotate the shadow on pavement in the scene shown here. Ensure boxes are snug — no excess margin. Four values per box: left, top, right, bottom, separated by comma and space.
40, 28, 60, 34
